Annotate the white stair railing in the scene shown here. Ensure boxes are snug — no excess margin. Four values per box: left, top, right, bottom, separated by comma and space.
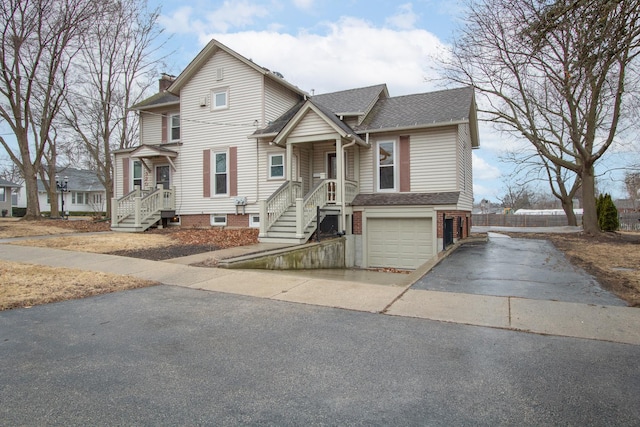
111, 186, 175, 228
259, 181, 302, 237
296, 179, 336, 238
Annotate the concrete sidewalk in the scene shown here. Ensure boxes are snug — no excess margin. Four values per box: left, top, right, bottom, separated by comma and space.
1, 242, 639, 345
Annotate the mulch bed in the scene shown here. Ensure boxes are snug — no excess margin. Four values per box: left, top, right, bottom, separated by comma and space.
108, 244, 220, 261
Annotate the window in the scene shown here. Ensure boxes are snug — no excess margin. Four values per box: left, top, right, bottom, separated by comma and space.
169, 114, 180, 141
93, 193, 102, 205
269, 153, 284, 179
72, 192, 85, 204
214, 152, 227, 195
0, 187, 5, 202
132, 160, 143, 188
210, 214, 227, 226
377, 141, 396, 191
211, 88, 228, 110
249, 214, 260, 228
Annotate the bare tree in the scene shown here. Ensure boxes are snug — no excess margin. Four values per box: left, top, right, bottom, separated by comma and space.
624, 172, 640, 210
499, 178, 536, 212
442, 0, 640, 234
63, 0, 166, 216
504, 146, 581, 224
0, 0, 96, 219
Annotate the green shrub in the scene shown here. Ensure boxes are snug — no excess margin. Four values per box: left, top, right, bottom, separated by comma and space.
597, 193, 619, 232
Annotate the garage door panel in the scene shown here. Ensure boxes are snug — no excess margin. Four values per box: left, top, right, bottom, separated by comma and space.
367, 218, 433, 269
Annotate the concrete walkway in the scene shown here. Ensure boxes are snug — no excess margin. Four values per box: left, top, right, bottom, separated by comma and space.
1, 239, 639, 346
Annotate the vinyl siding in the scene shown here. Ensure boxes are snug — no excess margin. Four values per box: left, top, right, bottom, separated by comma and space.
140, 109, 177, 145
359, 127, 458, 193
289, 110, 337, 138
173, 49, 302, 216
264, 77, 302, 125
457, 123, 474, 211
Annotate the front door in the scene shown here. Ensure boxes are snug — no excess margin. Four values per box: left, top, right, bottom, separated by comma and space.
155, 165, 170, 189
327, 153, 337, 179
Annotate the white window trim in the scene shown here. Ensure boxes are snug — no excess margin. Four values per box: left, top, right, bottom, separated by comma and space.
210, 214, 227, 226
249, 214, 260, 228
212, 150, 229, 196
131, 159, 143, 190
211, 87, 229, 111
268, 153, 285, 179
0, 187, 5, 202
169, 113, 180, 142
376, 140, 397, 192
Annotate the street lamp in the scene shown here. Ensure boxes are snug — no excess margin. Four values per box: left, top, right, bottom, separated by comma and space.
55, 175, 69, 219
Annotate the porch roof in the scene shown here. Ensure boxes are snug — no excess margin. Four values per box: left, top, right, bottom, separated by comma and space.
352, 192, 460, 206
129, 144, 178, 158
0, 178, 20, 188
130, 144, 179, 171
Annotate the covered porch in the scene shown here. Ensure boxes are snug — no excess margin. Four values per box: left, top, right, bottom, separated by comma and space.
111, 145, 178, 232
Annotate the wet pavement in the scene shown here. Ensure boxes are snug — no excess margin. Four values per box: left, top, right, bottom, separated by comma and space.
412, 233, 626, 306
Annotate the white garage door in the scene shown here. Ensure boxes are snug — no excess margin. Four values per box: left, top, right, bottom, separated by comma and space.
367, 218, 433, 269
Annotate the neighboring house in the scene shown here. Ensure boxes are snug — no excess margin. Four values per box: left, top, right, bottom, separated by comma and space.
0, 178, 20, 217
16, 168, 106, 215
113, 39, 479, 269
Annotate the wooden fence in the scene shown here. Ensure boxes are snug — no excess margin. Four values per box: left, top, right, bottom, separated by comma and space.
473, 213, 640, 231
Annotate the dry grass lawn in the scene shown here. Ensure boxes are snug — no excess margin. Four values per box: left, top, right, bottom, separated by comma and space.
0, 260, 156, 311
0, 218, 257, 310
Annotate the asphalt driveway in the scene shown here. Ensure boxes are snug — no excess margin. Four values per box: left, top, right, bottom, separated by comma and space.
1, 285, 639, 425
412, 233, 626, 306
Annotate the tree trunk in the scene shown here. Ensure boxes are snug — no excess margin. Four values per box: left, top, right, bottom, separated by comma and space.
22, 162, 41, 220
560, 198, 577, 226
581, 166, 599, 235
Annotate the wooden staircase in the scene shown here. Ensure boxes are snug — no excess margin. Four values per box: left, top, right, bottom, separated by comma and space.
111, 186, 175, 233
259, 204, 317, 243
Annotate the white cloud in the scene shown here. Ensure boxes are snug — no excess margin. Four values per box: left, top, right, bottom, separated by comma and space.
159, 1, 269, 35
292, 0, 315, 10
472, 153, 502, 180
386, 3, 419, 30
204, 17, 447, 96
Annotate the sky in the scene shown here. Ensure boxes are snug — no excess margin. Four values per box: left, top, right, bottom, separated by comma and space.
147, 0, 509, 202
1, 0, 632, 202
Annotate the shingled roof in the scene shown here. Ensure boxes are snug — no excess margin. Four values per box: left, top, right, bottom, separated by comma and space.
351, 192, 460, 206
37, 168, 105, 192
0, 178, 20, 188
354, 86, 475, 132
130, 91, 179, 110
311, 84, 388, 115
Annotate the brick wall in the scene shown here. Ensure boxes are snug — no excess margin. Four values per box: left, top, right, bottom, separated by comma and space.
436, 210, 471, 238
176, 213, 251, 228
227, 214, 249, 227
353, 211, 362, 235
179, 214, 210, 228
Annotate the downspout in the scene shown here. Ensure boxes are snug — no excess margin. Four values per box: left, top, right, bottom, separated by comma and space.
340, 135, 357, 234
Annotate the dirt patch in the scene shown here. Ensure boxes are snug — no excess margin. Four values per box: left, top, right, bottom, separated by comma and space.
502, 231, 640, 307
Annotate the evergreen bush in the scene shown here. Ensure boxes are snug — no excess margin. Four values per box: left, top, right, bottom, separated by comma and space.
597, 193, 619, 232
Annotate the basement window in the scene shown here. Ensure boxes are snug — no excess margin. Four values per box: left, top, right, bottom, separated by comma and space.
210, 214, 227, 226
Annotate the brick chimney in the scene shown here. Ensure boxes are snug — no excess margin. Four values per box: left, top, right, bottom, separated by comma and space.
159, 73, 175, 92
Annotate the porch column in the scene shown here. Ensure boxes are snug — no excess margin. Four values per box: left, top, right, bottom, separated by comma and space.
335, 137, 343, 207
286, 141, 294, 182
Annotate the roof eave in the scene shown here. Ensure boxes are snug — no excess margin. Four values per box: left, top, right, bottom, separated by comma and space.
357, 119, 469, 135
130, 99, 180, 111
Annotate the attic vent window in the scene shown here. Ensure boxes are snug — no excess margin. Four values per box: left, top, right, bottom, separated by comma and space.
216, 67, 224, 81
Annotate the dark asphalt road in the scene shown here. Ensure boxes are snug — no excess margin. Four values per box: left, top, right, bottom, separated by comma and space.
413, 235, 626, 305
1, 285, 639, 426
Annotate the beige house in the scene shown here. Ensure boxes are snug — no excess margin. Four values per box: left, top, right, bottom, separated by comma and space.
112, 39, 479, 269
